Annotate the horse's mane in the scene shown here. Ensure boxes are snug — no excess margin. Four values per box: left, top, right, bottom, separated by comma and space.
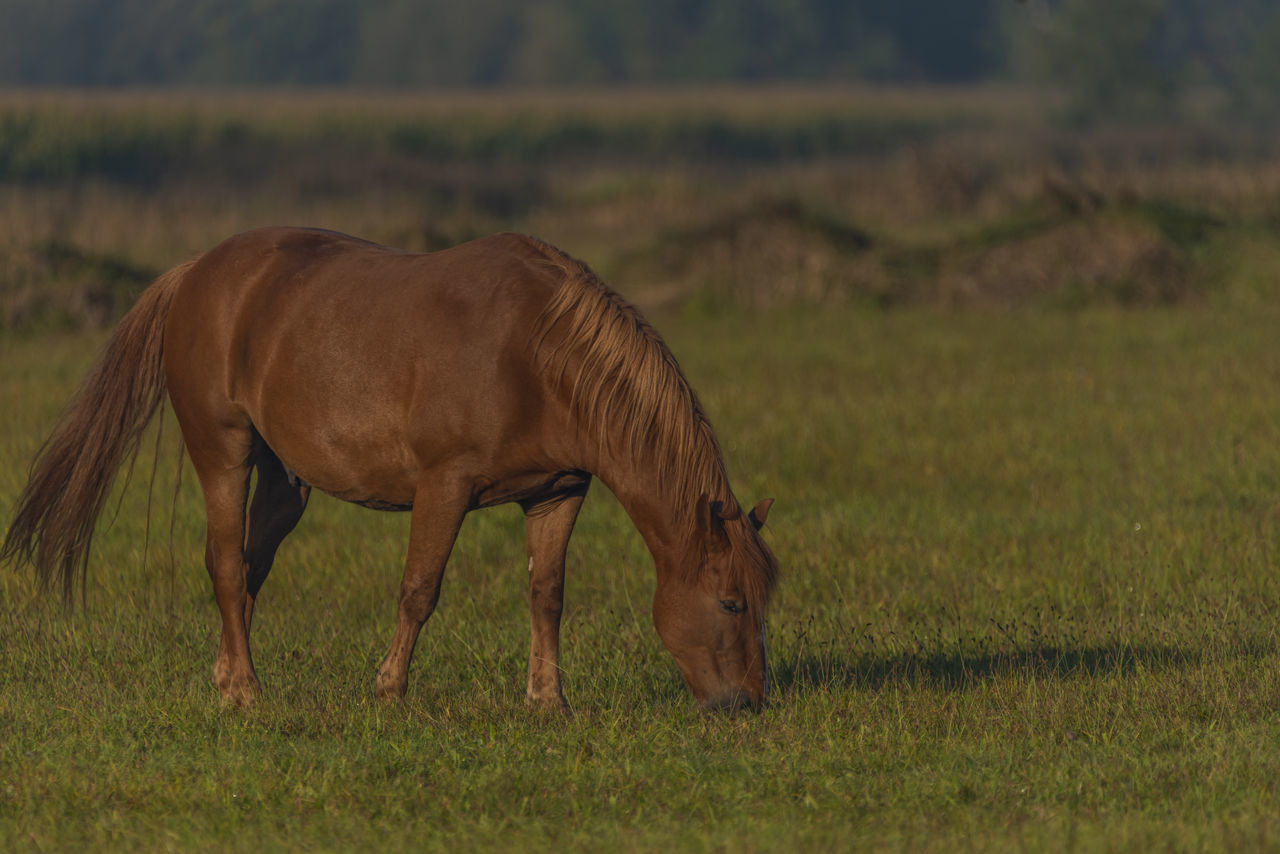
526, 238, 777, 609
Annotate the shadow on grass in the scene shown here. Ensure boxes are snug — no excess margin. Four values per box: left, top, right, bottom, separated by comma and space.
770, 639, 1276, 694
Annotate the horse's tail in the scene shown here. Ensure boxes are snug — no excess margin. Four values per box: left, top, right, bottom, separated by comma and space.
1, 257, 198, 602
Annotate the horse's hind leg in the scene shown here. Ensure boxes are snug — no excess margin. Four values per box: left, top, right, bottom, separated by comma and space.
522, 485, 588, 712
185, 426, 259, 706
242, 447, 311, 633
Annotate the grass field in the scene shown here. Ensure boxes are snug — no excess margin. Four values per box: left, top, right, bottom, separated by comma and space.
4, 89, 1280, 851
5, 303, 1280, 851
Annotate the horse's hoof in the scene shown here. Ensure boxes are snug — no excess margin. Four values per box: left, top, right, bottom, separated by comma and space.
213, 663, 260, 708
375, 673, 408, 703
526, 692, 571, 715
216, 679, 260, 708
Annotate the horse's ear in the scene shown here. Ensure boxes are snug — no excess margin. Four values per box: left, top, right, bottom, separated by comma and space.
697, 494, 731, 550
748, 498, 774, 531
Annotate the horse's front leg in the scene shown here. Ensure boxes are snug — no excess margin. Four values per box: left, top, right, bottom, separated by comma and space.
522, 484, 589, 712
375, 479, 470, 701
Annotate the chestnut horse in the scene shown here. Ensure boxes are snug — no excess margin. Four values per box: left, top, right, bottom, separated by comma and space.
2, 227, 778, 711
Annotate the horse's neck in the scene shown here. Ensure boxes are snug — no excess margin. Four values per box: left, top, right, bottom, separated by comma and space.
604, 471, 683, 561
592, 451, 725, 569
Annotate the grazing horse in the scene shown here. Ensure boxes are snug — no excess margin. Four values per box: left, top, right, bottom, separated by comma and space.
2, 227, 778, 711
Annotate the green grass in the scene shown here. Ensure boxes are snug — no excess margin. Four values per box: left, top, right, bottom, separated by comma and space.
4, 304, 1280, 851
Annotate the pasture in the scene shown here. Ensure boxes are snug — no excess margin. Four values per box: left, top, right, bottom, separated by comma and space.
3, 90, 1280, 851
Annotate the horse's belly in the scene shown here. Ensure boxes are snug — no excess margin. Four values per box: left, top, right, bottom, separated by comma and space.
256, 415, 419, 509
282, 451, 418, 509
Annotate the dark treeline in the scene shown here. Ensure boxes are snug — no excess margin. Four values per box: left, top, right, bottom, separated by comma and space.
0, 0, 1003, 86
0, 1, 1276, 111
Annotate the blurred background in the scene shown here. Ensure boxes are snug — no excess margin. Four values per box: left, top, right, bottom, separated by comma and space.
1, 0, 1279, 330
1, 0, 1277, 106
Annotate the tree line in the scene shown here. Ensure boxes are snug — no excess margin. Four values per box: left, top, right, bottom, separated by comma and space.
0, 0, 1275, 118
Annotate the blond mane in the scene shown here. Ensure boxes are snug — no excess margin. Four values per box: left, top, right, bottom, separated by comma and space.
527, 239, 777, 608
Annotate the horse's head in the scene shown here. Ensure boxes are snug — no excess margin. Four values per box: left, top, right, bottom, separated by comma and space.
653, 496, 778, 712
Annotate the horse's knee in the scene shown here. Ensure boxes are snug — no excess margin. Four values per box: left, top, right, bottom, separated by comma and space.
397, 579, 441, 623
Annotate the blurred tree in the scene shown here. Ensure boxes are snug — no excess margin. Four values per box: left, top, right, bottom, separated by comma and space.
1239, 10, 1280, 118
507, 0, 602, 85
1006, 0, 1185, 121
0, 0, 115, 84
186, 0, 359, 85
1006, 0, 1280, 122
351, 0, 523, 87
852, 0, 1005, 81
1194, 0, 1280, 120
0, 0, 1267, 103
0, 0, 1007, 86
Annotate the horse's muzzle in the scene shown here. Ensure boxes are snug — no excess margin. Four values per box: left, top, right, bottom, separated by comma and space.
699, 688, 764, 714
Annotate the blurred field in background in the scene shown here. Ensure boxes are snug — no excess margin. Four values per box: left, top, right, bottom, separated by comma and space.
4, 87, 1280, 332
4, 88, 1280, 850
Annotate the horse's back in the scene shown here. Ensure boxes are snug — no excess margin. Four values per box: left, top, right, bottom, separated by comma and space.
168, 225, 568, 368
176, 226, 562, 315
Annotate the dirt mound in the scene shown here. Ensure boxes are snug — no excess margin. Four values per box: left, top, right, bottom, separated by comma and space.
624, 197, 879, 308
931, 216, 1196, 307
620, 184, 1213, 310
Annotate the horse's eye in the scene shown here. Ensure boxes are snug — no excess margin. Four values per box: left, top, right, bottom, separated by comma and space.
719, 599, 745, 615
